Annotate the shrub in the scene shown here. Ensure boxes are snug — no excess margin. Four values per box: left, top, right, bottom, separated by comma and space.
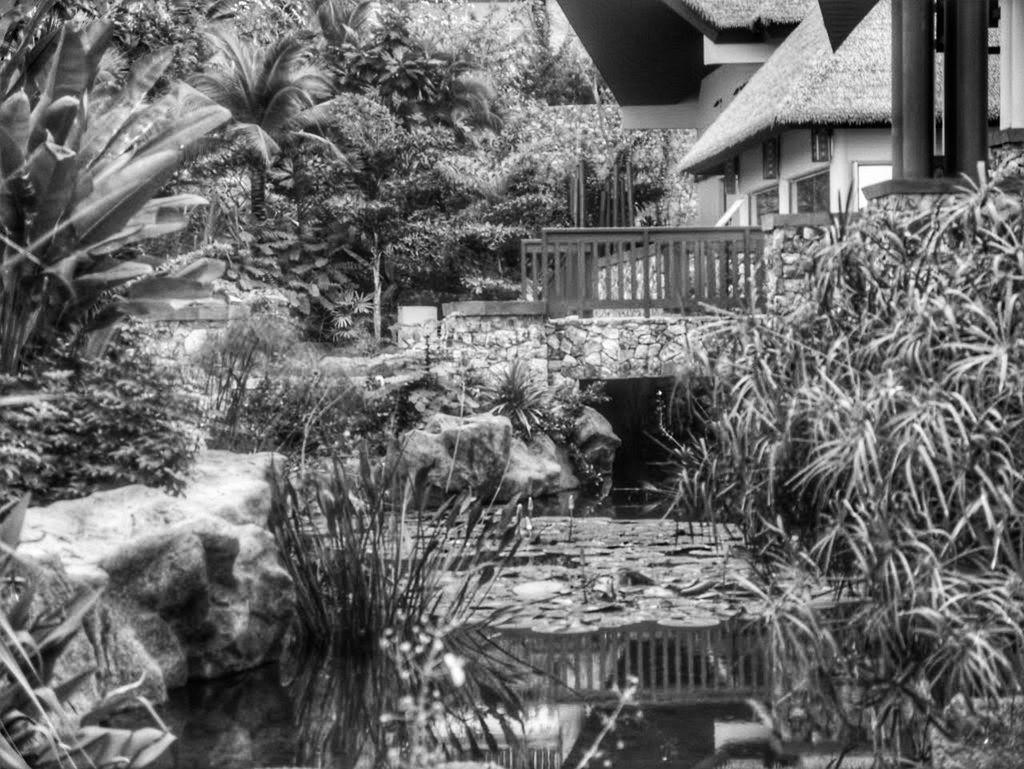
0, 324, 202, 507
675, 171, 1024, 764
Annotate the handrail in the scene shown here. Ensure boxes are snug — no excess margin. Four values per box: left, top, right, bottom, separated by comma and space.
521, 226, 766, 317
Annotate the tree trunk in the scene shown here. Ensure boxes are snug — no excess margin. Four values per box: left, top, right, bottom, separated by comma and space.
291, 151, 314, 255
372, 248, 382, 342
249, 163, 268, 222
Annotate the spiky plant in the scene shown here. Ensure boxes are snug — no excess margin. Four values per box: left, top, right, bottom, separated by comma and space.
269, 453, 527, 766
672, 167, 1024, 766
481, 360, 550, 439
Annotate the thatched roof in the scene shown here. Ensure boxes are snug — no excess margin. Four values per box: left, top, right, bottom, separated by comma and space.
672, 0, 816, 31
680, 0, 1000, 174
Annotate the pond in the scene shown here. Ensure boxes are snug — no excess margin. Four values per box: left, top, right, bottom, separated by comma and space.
131, 619, 780, 769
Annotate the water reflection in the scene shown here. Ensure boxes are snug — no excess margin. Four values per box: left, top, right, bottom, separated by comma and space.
528, 488, 669, 519
132, 618, 791, 769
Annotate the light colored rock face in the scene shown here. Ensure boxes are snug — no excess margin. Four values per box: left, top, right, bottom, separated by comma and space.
395, 414, 586, 502
21, 450, 296, 708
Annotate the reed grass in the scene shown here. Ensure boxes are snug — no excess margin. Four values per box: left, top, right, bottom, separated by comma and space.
669, 169, 1024, 765
269, 452, 528, 766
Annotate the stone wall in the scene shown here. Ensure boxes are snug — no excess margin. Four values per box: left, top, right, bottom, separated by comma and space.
442, 302, 710, 385
442, 304, 550, 381
762, 225, 827, 314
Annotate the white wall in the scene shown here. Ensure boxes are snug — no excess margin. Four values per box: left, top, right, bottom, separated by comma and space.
694, 177, 725, 225
1001, 0, 1024, 129
713, 127, 892, 224
830, 128, 892, 211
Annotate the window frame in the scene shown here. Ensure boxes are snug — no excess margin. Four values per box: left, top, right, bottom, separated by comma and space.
749, 183, 780, 225
790, 168, 831, 215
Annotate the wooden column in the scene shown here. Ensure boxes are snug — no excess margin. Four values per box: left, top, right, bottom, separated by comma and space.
892, 0, 905, 177
900, 0, 935, 178
944, 0, 989, 178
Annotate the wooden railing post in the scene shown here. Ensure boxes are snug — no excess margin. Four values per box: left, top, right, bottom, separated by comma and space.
642, 228, 651, 318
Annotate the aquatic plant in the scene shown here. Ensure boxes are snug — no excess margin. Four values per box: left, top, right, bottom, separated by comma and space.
671, 169, 1024, 765
269, 453, 528, 766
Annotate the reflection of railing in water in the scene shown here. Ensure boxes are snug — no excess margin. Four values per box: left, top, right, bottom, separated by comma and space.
487, 746, 563, 769
496, 619, 770, 704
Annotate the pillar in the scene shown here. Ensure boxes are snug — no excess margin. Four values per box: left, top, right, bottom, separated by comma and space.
900, 0, 935, 178
944, 0, 989, 179
892, 0, 905, 177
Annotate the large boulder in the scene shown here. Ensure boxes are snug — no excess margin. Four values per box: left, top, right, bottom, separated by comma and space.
394, 413, 613, 502
20, 450, 295, 708
396, 414, 576, 502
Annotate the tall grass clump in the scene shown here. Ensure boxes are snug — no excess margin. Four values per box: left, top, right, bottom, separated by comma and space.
269, 455, 527, 767
671, 170, 1024, 766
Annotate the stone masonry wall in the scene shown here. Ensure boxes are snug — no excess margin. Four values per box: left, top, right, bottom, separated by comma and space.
762, 225, 828, 314
443, 311, 550, 381
442, 304, 709, 385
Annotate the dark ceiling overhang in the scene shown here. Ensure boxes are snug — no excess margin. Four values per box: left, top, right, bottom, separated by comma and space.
818, 0, 880, 51
554, 0, 705, 106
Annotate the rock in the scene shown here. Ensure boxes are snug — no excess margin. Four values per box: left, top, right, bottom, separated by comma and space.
20, 450, 296, 711
573, 406, 622, 491
498, 435, 565, 500
398, 413, 512, 495
396, 415, 579, 502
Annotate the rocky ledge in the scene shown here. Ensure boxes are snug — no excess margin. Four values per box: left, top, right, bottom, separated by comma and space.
19, 450, 295, 710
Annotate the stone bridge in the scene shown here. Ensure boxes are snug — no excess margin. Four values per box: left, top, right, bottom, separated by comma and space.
440, 301, 713, 386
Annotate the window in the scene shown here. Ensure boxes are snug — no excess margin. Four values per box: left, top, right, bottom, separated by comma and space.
750, 186, 780, 225
792, 170, 830, 214
811, 128, 831, 162
723, 157, 739, 194
762, 138, 780, 179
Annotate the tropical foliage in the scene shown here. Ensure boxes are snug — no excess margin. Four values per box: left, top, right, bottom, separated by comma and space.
671, 170, 1024, 764
190, 27, 335, 222
0, 20, 229, 374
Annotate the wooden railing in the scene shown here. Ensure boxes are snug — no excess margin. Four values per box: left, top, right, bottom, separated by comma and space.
520, 227, 766, 317
496, 619, 770, 705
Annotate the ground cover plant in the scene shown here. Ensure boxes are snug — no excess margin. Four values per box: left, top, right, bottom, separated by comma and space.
670, 169, 1024, 766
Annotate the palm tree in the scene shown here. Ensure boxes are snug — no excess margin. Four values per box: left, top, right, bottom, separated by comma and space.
311, 0, 377, 49
190, 28, 334, 221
